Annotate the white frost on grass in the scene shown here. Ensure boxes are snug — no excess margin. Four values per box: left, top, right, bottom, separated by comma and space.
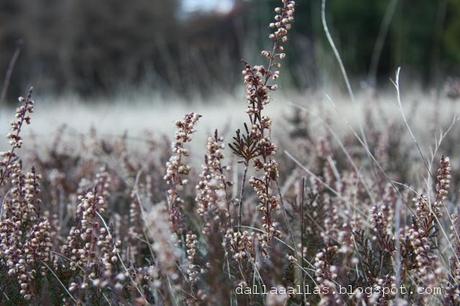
0, 89, 458, 161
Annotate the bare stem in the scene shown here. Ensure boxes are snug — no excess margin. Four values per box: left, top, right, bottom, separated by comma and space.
238, 164, 249, 231
0, 42, 22, 104
299, 178, 306, 306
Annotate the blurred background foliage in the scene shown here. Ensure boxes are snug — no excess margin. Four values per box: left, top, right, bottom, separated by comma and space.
0, 0, 459, 101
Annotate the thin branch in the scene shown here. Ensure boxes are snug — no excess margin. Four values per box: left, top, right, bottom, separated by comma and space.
368, 0, 399, 86
0, 41, 22, 104
238, 163, 249, 231
391, 67, 431, 176
321, 0, 354, 103
41, 261, 78, 304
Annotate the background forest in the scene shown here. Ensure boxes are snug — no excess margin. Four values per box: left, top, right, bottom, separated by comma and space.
0, 0, 459, 100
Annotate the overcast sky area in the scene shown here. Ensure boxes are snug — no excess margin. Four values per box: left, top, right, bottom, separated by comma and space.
181, 0, 234, 13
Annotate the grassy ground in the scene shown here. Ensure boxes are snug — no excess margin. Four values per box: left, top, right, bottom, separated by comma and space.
0, 86, 459, 305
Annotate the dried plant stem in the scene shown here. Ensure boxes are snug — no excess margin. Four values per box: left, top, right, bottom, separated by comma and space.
42, 261, 78, 304
96, 212, 146, 300
238, 164, 248, 231
299, 178, 306, 306
276, 180, 296, 247
321, 0, 372, 156
285, 150, 341, 197
321, 0, 354, 103
0, 42, 22, 104
394, 198, 402, 301
368, 0, 399, 86
391, 67, 431, 175
290, 102, 375, 204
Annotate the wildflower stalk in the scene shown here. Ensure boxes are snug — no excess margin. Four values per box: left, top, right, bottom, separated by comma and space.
164, 112, 201, 236
196, 130, 230, 235
0, 87, 34, 187
230, 0, 295, 245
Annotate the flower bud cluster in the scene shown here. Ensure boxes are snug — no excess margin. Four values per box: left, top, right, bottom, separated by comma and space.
262, 0, 296, 78
434, 155, 451, 214
403, 157, 451, 300
185, 232, 199, 284
164, 112, 201, 234
61, 190, 122, 294
314, 246, 342, 305
0, 164, 51, 300
223, 229, 255, 261
196, 131, 229, 235
0, 89, 34, 187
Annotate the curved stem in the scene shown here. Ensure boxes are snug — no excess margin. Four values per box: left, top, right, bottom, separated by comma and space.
368, 0, 399, 86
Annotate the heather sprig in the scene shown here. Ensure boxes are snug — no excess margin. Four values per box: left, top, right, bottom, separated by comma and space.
231, 0, 296, 247
196, 130, 230, 235
0, 162, 52, 301
143, 202, 182, 302
164, 112, 201, 235
0, 88, 34, 188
